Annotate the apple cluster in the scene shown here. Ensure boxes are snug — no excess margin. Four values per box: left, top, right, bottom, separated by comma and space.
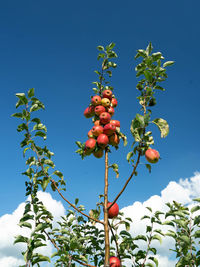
83, 89, 121, 158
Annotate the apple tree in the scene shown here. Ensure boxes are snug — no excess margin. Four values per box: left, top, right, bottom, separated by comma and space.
12, 43, 200, 267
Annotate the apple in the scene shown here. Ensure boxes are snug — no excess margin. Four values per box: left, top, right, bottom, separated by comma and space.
91, 125, 104, 136
84, 148, 92, 156
102, 89, 113, 100
93, 149, 104, 158
107, 106, 115, 116
110, 120, 120, 127
97, 134, 109, 147
88, 130, 94, 138
99, 112, 111, 124
95, 105, 106, 116
145, 148, 160, 163
109, 256, 121, 267
111, 98, 118, 107
85, 138, 96, 151
101, 98, 111, 107
107, 202, 119, 219
91, 95, 101, 106
94, 120, 101, 126
84, 106, 94, 118
103, 123, 116, 136
109, 133, 120, 146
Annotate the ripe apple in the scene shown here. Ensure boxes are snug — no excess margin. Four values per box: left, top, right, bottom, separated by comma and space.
109, 133, 120, 146
88, 130, 94, 138
145, 148, 160, 163
101, 98, 111, 107
85, 138, 96, 151
95, 105, 106, 116
110, 120, 120, 127
99, 112, 111, 124
111, 98, 118, 107
97, 134, 109, 147
93, 149, 104, 158
103, 123, 116, 136
91, 125, 104, 136
84, 106, 94, 118
107, 106, 115, 116
91, 95, 101, 106
109, 256, 121, 267
107, 202, 119, 219
102, 89, 113, 100
94, 120, 101, 126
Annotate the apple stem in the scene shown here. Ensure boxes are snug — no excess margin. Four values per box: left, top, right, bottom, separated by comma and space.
104, 148, 110, 266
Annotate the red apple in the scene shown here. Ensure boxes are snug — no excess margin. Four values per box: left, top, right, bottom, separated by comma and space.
107, 202, 119, 219
91, 95, 101, 106
107, 106, 115, 116
110, 120, 120, 127
85, 138, 96, 151
102, 89, 113, 100
95, 105, 106, 116
101, 98, 111, 107
93, 149, 104, 158
94, 120, 101, 126
111, 98, 118, 107
145, 148, 160, 163
84, 106, 94, 118
103, 123, 116, 136
109, 133, 120, 146
91, 125, 104, 136
109, 256, 121, 267
99, 112, 111, 124
88, 130, 94, 138
97, 134, 109, 147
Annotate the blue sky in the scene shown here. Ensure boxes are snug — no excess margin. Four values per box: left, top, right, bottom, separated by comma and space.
1, 0, 200, 220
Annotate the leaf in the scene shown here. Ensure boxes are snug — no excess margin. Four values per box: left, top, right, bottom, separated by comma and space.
97, 45, 104, 51
127, 151, 134, 163
28, 88, 35, 98
134, 235, 147, 241
32, 254, 50, 264
152, 234, 162, 244
152, 118, 169, 138
144, 70, 153, 82
191, 205, 200, 213
53, 170, 64, 180
146, 42, 153, 55
145, 164, 151, 173
14, 235, 29, 244
109, 163, 119, 178
11, 112, 23, 118
163, 61, 174, 67
18, 221, 32, 229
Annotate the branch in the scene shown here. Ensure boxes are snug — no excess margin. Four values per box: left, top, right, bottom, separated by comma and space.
51, 179, 104, 225
108, 221, 121, 261
72, 258, 97, 267
108, 151, 141, 210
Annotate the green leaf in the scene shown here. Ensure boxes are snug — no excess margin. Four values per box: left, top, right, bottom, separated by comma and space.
191, 205, 200, 213
97, 45, 104, 51
32, 254, 50, 264
152, 118, 169, 138
35, 131, 47, 139
134, 235, 147, 241
163, 61, 174, 67
53, 170, 64, 180
28, 88, 35, 98
146, 42, 153, 55
14, 235, 29, 244
152, 234, 162, 244
18, 221, 32, 229
127, 151, 133, 163
149, 256, 158, 267
11, 112, 23, 118
144, 70, 153, 82
179, 235, 190, 244
145, 164, 151, 173
109, 163, 119, 178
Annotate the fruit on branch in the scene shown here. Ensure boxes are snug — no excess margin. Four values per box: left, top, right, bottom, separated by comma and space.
97, 134, 109, 147
111, 98, 118, 107
103, 123, 116, 136
103, 89, 113, 100
95, 105, 106, 115
100, 112, 111, 124
107, 106, 115, 117
107, 202, 119, 218
84, 106, 94, 118
109, 133, 120, 146
109, 256, 121, 267
88, 130, 94, 138
91, 95, 102, 106
145, 148, 160, 163
91, 125, 104, 136
110, 120, 120, 127
94, 120, 101, 126
93, 148, 104, 158
101, 98, 111, 107
85, 138, 96, 151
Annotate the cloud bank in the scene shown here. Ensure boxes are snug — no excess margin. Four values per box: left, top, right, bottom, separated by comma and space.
0, 172, 199, 266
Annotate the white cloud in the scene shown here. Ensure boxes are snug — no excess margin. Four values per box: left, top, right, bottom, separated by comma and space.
0, 192, 65, 266
120, 172, 200, 267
